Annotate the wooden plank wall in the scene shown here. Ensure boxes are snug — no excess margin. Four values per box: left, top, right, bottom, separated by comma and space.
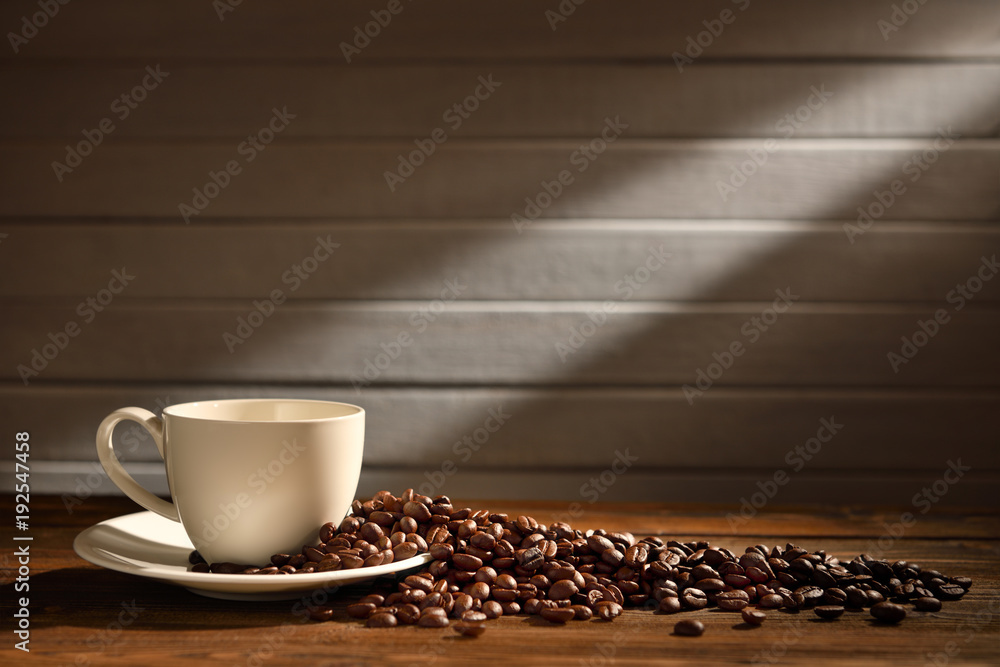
1, 1, 998, 507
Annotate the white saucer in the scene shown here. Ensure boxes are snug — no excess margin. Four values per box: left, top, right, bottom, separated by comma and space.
73, 510, 432, 601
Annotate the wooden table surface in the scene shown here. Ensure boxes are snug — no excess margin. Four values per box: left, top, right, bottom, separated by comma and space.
1, 495, 998, 666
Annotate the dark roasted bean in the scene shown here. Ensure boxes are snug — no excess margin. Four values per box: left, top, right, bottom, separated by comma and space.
915, 596, 943, 612
347, 602, 375, 619
309, 606, 334, 622
418, 607, 450, 628
548, 579, 579, 601
367, 612, 398, 628
594, 601, 623, 621
814, 605, 844, 620
716, 590, 750, 611
539, 607, 576, 624
871, 601, 907, 624
742, 608, 766, 625
659, 597, 682, 614
674, 619, 705, 637
681, 588, 709, 610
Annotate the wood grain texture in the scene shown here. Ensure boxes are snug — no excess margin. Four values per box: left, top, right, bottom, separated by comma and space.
2, 63, 997, 139
0, 496, 996, 666
1, 0, 997, 59
1, 142, 997, 219
1, 221, 998, 301
2, 384, 997, 473
3, 302, 999, 385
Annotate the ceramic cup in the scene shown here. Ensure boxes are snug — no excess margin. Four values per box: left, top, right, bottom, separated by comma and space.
96, 398, 364, 565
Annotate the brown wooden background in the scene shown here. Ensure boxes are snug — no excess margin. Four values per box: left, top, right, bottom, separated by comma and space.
0, 1, 997, 506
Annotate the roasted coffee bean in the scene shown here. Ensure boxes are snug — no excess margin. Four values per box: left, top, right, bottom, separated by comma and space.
658, 597, 682, 614
347, 602, 376, 619
759, 593, 784, 609
453, 553, 484, 572
871, 601, 907, 624
548, 580, 579, 601
461, 611, 487, 623
210, 562, 248, 574
367, 612, 398, 628
742, 608, 766, 626
674, 619, 705, 637
308, 606, 334, 622
796, 585, 824, 605
594, 601, 623, 621
482, 600, 503, 619
814, 606, 845, 620
935, 584, 966, 600
681, 588, 709, 610
523, 599, 543, 615
500, 601, 521, 616
914, 596, 943, 612
571, 605, 594, 620
418, 607, 450, 628
397, 604, 421, 625
823, 588, 848, 605
716, 590, 750, 611
516, 547, 544, 570
392, 542, 419, 561
539, 607, 577, 624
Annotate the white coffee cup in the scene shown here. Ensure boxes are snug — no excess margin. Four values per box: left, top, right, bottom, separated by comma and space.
96, 398, 364, 565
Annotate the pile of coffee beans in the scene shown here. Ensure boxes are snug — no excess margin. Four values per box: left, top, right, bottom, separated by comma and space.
191, 489, 972, 636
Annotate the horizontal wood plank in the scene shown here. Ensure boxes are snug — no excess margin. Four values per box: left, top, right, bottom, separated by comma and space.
1, 384, 997, 473
1, 221, 998, 302
3, 63, 998, 139
1, 0, 997, 59
1, 142, 997, 219
10, 462, 999, 509
2, 303, 999, 385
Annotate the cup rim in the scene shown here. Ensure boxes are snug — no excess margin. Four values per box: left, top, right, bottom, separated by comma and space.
161, 398, 364, 423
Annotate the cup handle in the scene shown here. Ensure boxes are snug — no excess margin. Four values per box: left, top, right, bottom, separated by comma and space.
96, 407, 180, 522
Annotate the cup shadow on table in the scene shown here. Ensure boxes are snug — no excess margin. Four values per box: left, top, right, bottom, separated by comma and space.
4, 567, 379, 631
